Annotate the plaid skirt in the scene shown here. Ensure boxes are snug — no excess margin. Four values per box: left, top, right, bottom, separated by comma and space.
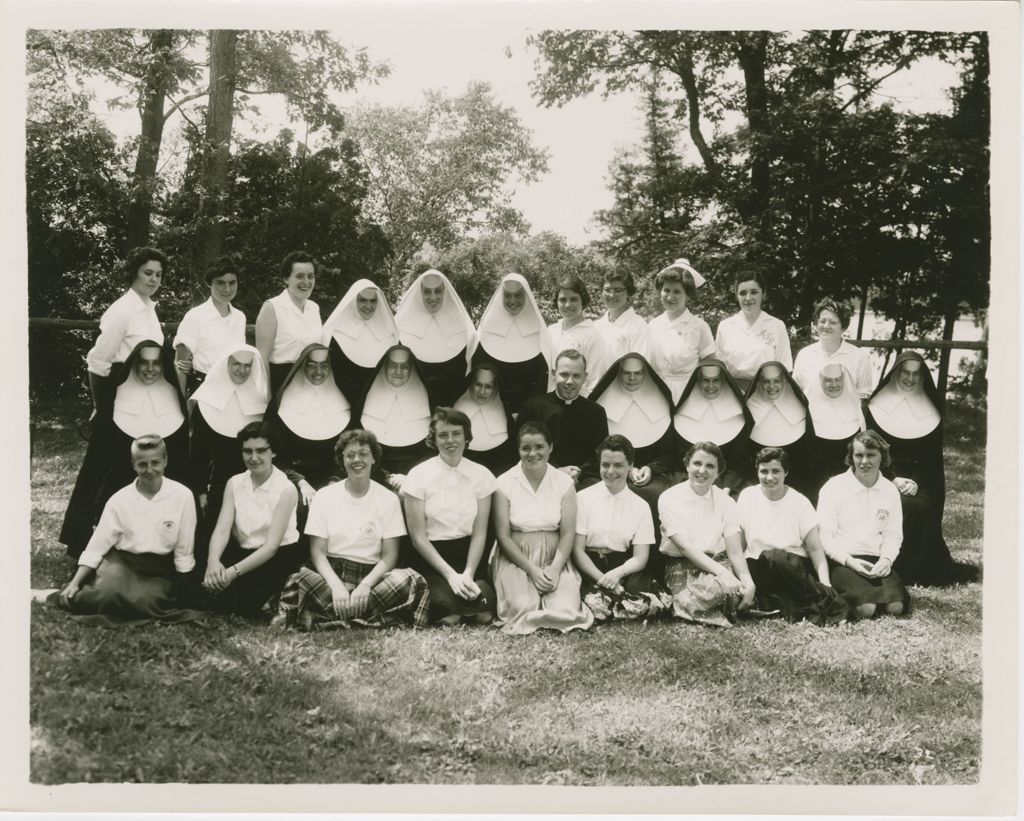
277, 556, 430, 631
663, 553, 740, 628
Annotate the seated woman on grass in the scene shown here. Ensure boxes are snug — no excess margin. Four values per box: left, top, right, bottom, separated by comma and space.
572, 434, 669, 622
202, 421, 303, 619
276, 430, 430, 631
402, 407, 497, 625
57, 434, 201, 625
817, 430, 909, 619
736, 447, 849, 626
491, 421, 594, 635
657, 441, 755, 627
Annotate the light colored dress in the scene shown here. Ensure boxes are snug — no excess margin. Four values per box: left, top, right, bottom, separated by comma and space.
493, 464, 593, 635
644, 310, 717, 403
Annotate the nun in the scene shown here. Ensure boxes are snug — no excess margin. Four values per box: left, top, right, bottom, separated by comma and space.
805, 362, 865, 504
473, 273, 553, 416
265, 344, 352, 501
358, 345, 433, 490
453, 362, 518, 476
673, 359, 754, 497
60, 340, 189, 558
321, 279, 400, 413
744, 361, 815, 496
188, 345, 270, 525
394, 269, 476, 408
866, 352, 977, 586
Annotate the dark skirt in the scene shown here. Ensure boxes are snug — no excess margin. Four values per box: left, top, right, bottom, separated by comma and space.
746, 549, 849, 626
328, 339, 376, 415
277, 556, 430, 630
57, 549, 204, 626
892, 490, 961, 586
209, 539, 308, 617
626, 475, 676, 584
579, 548, 670, 621
805, 435, 853, 506
829, 555, 910, 610
407, 535, 495, 622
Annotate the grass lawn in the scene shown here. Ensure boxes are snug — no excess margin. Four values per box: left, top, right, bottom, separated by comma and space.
28, 401, 985, 785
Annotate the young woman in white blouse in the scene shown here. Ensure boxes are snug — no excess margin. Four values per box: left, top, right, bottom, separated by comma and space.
255, 250, 323, 394
203, 421, 302, 617
715, 271, 792, 393
492, 421, 593, 634
547, 274, 609, 397
594, 271, 648, 361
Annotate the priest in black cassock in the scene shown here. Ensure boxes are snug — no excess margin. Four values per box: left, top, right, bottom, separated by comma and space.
517, 348, 608, 489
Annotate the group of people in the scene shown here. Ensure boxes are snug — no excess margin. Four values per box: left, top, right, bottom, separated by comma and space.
53, 246, 976, 632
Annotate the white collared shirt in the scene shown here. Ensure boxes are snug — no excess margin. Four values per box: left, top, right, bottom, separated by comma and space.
643, 310, 717, 403
575, 482, 655, 552
816, 469, 903, 563
267, 290, 322, 364
402, 455, 496, 540
86, 289, 163, 377
305, 480, 406, 563
658, 481, 739, 558
79, 478, 196, 573
595, 307, 648, 361
172, 298, 247, 374
736, 485, 817, 559
715, 311, 792, 381
793, 340, 874, 399
229, 467, 299, 550
496, 463, 574, 532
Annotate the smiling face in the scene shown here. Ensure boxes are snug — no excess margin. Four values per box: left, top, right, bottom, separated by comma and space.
134, 346, 163, 386
131, 259, 163, 299
756, 458, 787, 499
602, 278, 629, 313
618, 357, 646, 393
699, 365, 723, 400
896, 360, 924, 392
557, 288, 583, 321
285, 262, 315, 301
736, 279, 763, 316
434, 420, 467, 465
241, 436, 274, 476
131, 445, 167, 484
815, 308, 843, 341
385, 349, 412, 388
342, 442, 375, 478
303, 350, 331, 386
820, 365, 845, 399
599, 448, 630, 493
502, 281, 526, 315
471, 368, 497, 404
356, 288, 378, 320
518, 432, 551, 467
553, 356, 586, 401
660, 280, 687, 316
757, 365, 785, 401
210, 273, 238, 305
686, 449, 719, 494
851, 439, 882, 486
227, 351, 254, 385
420, 274, 445, 314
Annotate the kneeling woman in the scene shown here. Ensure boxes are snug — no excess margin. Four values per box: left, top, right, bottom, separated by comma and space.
402, 407, 497, 625
57, 434, 201, 625
657, 442, 755, 627
203, 421, 304, 618
492, 421, 594, 634
277, 430, 430, 630
736, 447, 849, 626
572, 434, 668, 622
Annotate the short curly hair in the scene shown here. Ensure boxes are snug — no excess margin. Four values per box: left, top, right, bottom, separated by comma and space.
811, 297, 851, 330
655, 265, 696, 300
754, 446, 789, 473
124, 247, 167, 287
334, 429, 383, 466
845, 430, 892, 470
426, 406, 473, 449
683, 441, 725, 474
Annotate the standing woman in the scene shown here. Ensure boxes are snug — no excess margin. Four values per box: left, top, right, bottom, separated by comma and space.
674, 359, 754, 497
866, 352, 976, 586
474, 273, 553, 416
657, 442, 755, 627
804, 363, 865, 504
203, 421, 302, 617
61, 340, 190, 558
173, 254, 247, 396
453, 362, 517, 476
792, 298, 874, 399
188, 345, 270, 525
547, 274, 609, 397
643, 258, 717, 404
85, 247, 166, 415
744, 361, 815, 496
594, 270, 648, 361
276, 430, 430, 631
394, 269, 476, 408
401, 407, 497, 625
255, 250, 322, 394
265, 343, 352, 501
321, 279, 399, 414
715, 271, 792, 393
492, 421, 594, 635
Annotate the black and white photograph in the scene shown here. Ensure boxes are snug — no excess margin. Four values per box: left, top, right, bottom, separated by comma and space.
3, 0, 1018, 815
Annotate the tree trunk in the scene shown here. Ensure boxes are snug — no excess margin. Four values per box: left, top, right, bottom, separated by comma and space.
125, 30, 174, 250
936, 302, 959, 408
194, 29, 238, 296
734, 33, 770, 236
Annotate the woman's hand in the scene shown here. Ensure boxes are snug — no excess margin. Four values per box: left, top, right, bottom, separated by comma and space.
716, 571, 743, 598
348, 582, 372, 614
893, 477, 918, 496
198, 493, 209, 515
447, 571, 480, 601
528, 565, 556, 594
175, 358, 193, 374
558, 465, 582, 483
330, 582, 352, 616
58, 581, 81, 608
203, 560, 229, 592
387, 473, 407, 493
597, 568, 626, 594
866, 557, 892, 579
630, 466, 653, 487
739, 579, 757, 610
844, 556, 876, 578
298, 480, 316, 506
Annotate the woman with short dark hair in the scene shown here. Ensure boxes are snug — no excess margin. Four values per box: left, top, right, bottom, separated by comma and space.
594, 271, 648, 361
547, 274, 609, 397
792, 298, 873, 399
715, 271, 792, 393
